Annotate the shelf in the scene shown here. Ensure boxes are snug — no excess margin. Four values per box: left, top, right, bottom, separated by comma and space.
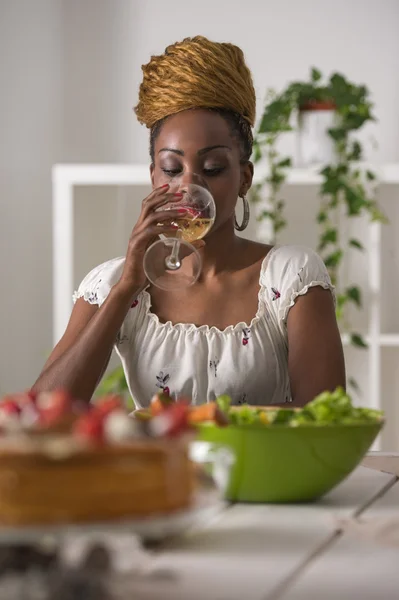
253, 163, 399, 185
53, 163, 399, 188
341, 334, 399, 347
53, 164, 151, 186
379, 334, 399, 347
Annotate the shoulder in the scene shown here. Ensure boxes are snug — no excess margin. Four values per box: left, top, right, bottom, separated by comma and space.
73, 257, 126, 306
267, 244, 326, 272
261, 245, 333, 323
262, 244, 330, 283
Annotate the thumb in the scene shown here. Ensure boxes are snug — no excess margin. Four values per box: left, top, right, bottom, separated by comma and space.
192, 240, 206, 251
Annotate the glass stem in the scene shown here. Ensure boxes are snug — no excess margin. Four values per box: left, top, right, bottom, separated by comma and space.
165, 238, 181, 270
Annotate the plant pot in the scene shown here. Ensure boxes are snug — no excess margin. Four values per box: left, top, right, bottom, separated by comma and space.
297, 101, 338, 167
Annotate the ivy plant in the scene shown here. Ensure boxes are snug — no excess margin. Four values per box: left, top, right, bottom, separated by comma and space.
251, 67, 386, 362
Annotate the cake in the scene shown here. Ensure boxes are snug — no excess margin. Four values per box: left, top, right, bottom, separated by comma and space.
0, 391, 195, 526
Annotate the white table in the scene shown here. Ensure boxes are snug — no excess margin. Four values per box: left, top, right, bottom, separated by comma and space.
127, 453, 399, 600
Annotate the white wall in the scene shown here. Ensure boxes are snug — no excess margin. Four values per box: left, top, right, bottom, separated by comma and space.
1, 0, 399, 397
130, 0, 399, 164
0, 0, 63, 394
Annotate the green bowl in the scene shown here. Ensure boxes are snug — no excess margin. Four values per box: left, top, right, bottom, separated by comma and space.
197, 420, 383, 503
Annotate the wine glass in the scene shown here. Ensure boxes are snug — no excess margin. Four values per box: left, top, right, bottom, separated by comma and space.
143, 174, 216, 291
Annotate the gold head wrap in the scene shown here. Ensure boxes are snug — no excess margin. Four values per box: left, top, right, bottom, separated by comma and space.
134, 36, 256, 128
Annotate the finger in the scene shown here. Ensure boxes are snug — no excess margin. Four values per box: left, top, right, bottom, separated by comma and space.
139, 184, 170, 220
143, 191, 184, 216
145, 207, 189, 226
141, 184, 180, 209
133, 224, 180, 247
192, 240, 206, 250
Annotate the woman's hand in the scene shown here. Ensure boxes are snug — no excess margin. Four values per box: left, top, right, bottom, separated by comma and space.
118, 184, 185, 292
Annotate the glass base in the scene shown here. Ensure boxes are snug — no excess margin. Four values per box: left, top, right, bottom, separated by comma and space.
143, 238, 201, 291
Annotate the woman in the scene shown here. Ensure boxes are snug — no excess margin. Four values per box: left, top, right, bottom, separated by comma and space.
33, 36, 345, 407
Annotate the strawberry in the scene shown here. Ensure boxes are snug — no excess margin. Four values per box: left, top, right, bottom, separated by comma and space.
0, 398, 21, 416
151, 400, 191, 438
0, 398, 22, 430
150, 392, 174, 416
26, 389, 37, 404
94, 395, 123, 417
73, 412, 104, 443
37, 389, 73, 426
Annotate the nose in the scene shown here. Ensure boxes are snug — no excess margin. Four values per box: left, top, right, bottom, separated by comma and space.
179, 172, 209, 193
179, 171, 198, 191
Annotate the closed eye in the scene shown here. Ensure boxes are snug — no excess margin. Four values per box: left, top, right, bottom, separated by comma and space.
161, 169, 181, 176
203, 167, 225, 176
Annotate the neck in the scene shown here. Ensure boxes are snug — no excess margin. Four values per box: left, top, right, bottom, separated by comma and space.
198, 219, 244, 277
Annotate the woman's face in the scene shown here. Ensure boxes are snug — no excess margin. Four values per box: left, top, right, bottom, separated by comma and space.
151, 109, 253, 233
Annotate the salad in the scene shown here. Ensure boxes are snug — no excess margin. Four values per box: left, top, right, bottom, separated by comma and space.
137, 386, 383, 429
212, 387, 384, 427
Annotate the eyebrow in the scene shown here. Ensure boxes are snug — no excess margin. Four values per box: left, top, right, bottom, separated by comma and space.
158, 145, 232, 156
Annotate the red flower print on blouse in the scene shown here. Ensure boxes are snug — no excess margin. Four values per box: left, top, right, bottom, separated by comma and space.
271, 287, 281, 301
242, 327, 251, 346
156, 371, 170, 396
131, 300, 139, 308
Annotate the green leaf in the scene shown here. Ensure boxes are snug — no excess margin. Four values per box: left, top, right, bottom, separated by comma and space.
252, 140, 262, 163
258, 94, 294, 134
311, 67, 322, 82
277, 157, 292, 168
368, 202, 388, 224
216, 394, 232, 414
349, 239, 364, 251
319, 228, 337, 247
317, 211, 328, 224
335, 293, 348, 320
343, 184, 367, 216
347, 140, 362, 161
268, 170, 287, 187
348, 377, 361, 394
328, 128, 347, 142
256, 211, 273, 221
346, 286, 362, 308
275, 217, 287, 232
350, 333, 368, 348
366, 170, 376, 181
324, 249, 343, 268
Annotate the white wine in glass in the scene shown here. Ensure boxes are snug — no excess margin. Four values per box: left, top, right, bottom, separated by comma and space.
143, 176, 216, 290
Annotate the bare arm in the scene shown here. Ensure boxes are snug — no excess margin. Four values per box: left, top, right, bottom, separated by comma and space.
32, 183, 183, 402
287, 287, 346, 407
32, 283, 138, 401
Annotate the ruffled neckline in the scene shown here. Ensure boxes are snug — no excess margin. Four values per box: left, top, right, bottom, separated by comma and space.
140, 246, 278, 335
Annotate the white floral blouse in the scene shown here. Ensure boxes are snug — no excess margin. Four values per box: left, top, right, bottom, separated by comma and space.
73, 245, 334, 408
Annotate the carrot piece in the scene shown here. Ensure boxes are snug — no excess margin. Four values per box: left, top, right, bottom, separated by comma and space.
189, 403, 228, 426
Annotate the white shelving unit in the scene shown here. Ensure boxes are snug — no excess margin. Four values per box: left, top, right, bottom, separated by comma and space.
52, 163, 399, 448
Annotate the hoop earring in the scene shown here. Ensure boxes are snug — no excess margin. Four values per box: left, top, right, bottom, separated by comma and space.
234, 195, 250, 231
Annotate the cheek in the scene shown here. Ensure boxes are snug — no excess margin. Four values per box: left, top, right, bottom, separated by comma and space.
151, 165, 168, 188
209, 174, 240, 217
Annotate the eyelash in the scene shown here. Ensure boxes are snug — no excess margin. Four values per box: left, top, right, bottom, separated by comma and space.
161, 167, 225, 177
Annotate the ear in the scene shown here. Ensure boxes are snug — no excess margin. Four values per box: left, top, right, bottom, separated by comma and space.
150, 163, 155, 188
240, 161, 254, 196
